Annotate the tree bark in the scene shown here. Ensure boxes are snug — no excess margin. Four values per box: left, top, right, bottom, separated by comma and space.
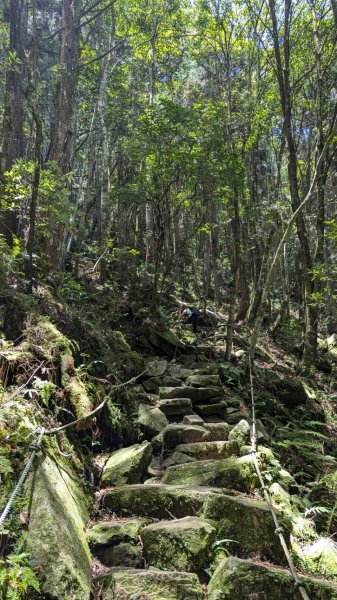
0, 0, 27, 245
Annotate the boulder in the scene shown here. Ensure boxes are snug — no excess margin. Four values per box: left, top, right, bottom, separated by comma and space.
136, 403, 168, 439
97, 568, 205, 600
158, 397, 194, 416
102, 442, 152, 486
175, 440, 239, 461
162, 424, 209, 450
226, 411, 248, 425
159, 386, 223, 402
27, 455, 91, 600
166, 364, 193, 379
228, 419, 251, 445
146, 327, 186, 358
208, 556, 337, 600
162, 455, 259, 492
141, 516, 216, 572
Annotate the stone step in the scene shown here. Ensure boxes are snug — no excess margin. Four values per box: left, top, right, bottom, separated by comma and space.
102, 484, 290, 564
175, 440, 239, 461
194, 403, 228, 419
208, 556, 337, 600
186, 374, 222, 387
183, 414, 205, 426
101, 442, 153, 486
159, 386, 224, 403
162, 454, 258, 492
96, 568, 205, 599
88, 518, 150, 568
162, 422, 230, 450
158, 397, 194, 416
141, 516, 216, 572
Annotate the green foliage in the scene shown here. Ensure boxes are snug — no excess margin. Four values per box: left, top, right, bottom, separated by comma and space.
31, 376, 57, 408
0, 538, 40, 600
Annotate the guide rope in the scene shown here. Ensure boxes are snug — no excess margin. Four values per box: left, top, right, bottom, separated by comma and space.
248, 357, 311, 600
0, 427, 45, 529
0, 364, 152, 527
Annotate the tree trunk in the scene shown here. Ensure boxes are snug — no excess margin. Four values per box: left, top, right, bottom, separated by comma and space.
0, 0, 27, 245
47, 0, 80, 271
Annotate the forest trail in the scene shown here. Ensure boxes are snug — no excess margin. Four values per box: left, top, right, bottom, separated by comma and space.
88, 338, 337, 600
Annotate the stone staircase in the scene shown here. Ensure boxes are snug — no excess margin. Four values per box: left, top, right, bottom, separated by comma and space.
89, 359, 337, 599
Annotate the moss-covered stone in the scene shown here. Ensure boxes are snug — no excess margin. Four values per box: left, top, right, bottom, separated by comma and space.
186, 374, 222, 387
295, 538, 337, 581
159, 386, 223, 402
96, 541, 144, 568
163, 451, 196, 467
87, 518, 150, 548
174, 440, 236, 461
158, 397, 194, 416
194, 403, 228, 419
101, 442, 152, 486
204, 423, 230, 441
204, 493, 290, 565
22, 316, 72, 361
145, 358, 168, 377
141, 516, 216, 572
103, 484, 227, 520
163, 455, 259, 492
27, 454, 91, 600
228, 419, 250, 445
136, 403, 168, 439
163, 424, 209, 450
97, 568, 206, 600
208, 556, 337, 599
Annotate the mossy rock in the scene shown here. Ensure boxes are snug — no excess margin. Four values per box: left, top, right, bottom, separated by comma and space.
162, 424, 209, 450
208, 556, 337, 599
102, 442, 153, 486
158, 397, 194, 416
136, 403, 168, 439
22, 317, 72, 361
204, 493, 291, 565
186, 374, 222, 387
228, 419, 250, 445
159, 386, 223, 402
175, 440, 239, 461
146, 327, 186, 358
27, 454, 91, 600
204, 423, 230, 441
87, 518, 150, 548
295, 538, 337, 581
103, 484, 226, 520
141, 516, 216, 572
97, 568, 206, 600
95, 541, 144, 568
162, 455, 259, 492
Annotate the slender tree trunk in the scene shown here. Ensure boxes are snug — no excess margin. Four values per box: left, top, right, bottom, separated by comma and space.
0, 0, 27, 245
47, 0, 80, 271
26, 106, 43, 293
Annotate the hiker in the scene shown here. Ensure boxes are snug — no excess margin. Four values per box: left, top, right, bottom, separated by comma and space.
181, 306, 200, 333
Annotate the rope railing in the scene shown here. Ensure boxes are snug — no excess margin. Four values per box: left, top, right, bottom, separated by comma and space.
248, 357, 311, 600
0, 363, 152, 528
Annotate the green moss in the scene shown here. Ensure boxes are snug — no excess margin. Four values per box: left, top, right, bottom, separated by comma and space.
27, 454, 92, 600
162, 455, 259, 492
101, 442, 153, 486
208, 557, 337, 599
22, 316, 72, 361
88, 518, 150, 548
141, 516, 216, 572
98, 568, 206, 600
